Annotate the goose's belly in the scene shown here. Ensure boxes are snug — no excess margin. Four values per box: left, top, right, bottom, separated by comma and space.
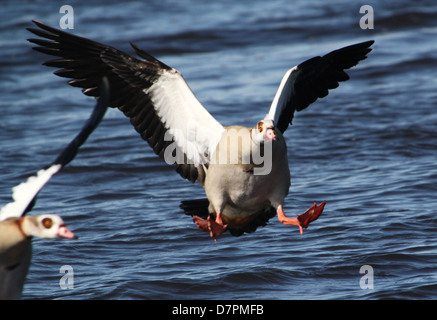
223, 193, 274, 227
221, 166, 273, 209
206, 165, 281, 228
204, 126, 290, 227
205, 160, 290, 221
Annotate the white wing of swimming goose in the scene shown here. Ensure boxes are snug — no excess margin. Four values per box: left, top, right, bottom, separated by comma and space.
27, 20, 373, 241
0, 79, 109, 299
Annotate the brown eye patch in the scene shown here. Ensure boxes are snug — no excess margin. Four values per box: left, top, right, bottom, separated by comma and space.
42, 218, 53, 229
257, 121, 264, 133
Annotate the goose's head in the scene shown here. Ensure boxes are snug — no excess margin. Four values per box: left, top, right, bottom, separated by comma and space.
22, 214, 77, 239
252, 119, 277, 144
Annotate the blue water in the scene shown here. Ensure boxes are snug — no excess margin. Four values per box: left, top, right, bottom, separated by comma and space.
1, 0, 437, 300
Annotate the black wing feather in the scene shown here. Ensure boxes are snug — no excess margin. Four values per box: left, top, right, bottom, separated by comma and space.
276, 40, 374, 133
27, 20, 201, 183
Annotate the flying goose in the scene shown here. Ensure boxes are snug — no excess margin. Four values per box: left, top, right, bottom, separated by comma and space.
0, 79, 109, 299
27, 20, 374, 241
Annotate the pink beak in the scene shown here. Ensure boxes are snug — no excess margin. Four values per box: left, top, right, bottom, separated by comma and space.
266, 128, 276, 141
57, 225, 78, 239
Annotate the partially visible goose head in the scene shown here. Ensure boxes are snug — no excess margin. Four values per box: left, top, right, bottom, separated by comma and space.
21, 214, 77, 239
251, 119, 277, 144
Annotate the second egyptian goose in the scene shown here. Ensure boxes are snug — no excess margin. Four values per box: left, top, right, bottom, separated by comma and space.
0, 79, 109, 299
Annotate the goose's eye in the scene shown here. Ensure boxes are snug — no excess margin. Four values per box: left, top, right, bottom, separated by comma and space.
42, 218, 53, 229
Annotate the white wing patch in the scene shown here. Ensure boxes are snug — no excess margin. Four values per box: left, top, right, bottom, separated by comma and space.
0, 164, 62, 221
145, 69, 225, 166
265, 65, 297, 123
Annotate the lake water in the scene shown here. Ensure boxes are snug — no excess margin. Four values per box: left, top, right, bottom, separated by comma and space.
1, 0, 437, 300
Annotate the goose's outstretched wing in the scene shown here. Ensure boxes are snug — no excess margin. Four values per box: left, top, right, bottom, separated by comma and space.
0, 78, 109, 221
27, 20, 225, 184
266, 41, 374, 133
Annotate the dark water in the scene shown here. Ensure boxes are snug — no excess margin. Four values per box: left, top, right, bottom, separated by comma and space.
1, 0, 437, 300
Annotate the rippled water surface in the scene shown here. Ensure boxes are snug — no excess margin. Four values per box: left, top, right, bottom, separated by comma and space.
1, 0, 437, 300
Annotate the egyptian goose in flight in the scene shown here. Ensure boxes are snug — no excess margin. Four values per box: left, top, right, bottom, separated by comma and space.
27, 20, 373, 241
0, 79, 108, 299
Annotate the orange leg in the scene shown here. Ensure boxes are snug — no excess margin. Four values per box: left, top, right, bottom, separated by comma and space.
277, 201, 326, 234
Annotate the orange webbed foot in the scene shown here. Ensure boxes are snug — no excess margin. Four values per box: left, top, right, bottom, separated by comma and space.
193, 213, 227, 242
277, 201, 326, 234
